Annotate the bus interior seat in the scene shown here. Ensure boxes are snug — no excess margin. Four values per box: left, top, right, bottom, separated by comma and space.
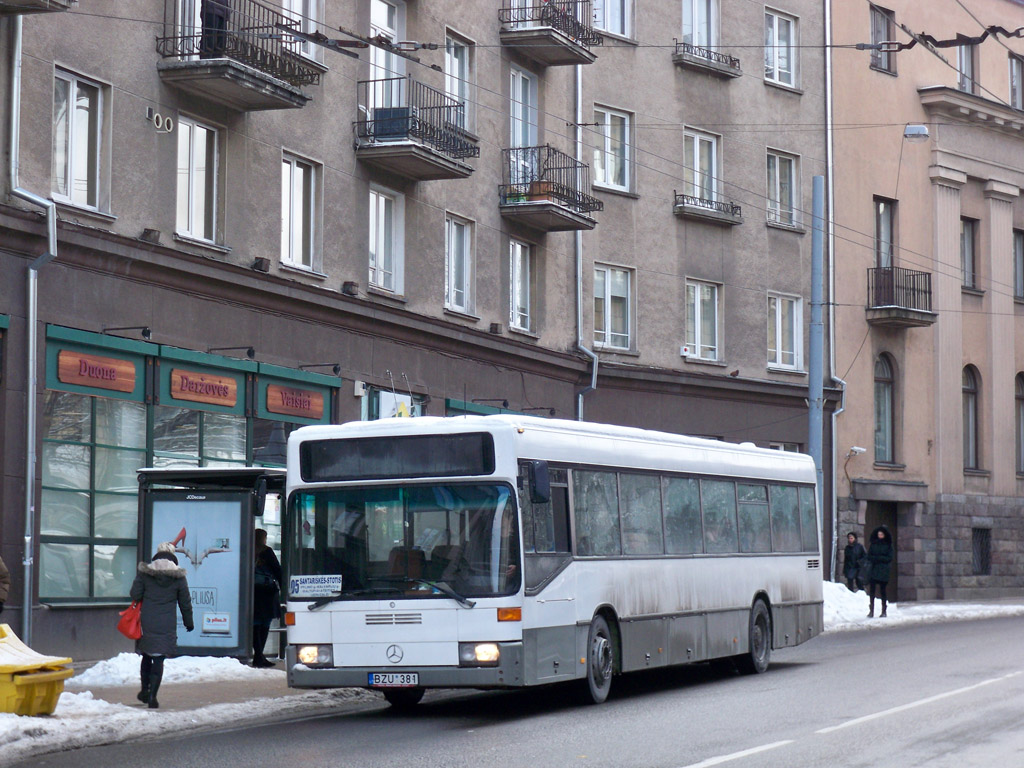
428, 545, 458, 579
388, 546, 425, 578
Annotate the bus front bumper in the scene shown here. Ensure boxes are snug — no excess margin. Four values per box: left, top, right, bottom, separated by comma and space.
286, 642, 524, 689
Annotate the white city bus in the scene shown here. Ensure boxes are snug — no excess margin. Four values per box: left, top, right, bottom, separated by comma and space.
283, 415, 823, 706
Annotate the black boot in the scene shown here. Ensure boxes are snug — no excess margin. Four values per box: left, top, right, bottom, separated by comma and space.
881, 600, 887, 618
868, 598, 875, 618
138, 655, 152, 704
148, 657, 164, 709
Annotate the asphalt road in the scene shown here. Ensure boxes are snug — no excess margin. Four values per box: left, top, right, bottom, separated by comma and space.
26, 616, 1024, 768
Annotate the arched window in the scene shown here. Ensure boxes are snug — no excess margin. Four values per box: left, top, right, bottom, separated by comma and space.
962, 366, 980, 469
874, 355, 894, 463
1016, 374, 1024, 474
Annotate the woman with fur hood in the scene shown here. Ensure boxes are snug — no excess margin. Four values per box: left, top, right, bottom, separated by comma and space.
866, 525, 894, 618
130, 542, 194, 709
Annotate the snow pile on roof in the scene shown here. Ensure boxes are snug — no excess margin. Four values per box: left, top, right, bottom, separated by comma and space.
66, 652, 279, 688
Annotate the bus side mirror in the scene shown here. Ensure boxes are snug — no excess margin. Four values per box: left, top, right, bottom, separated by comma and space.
527, 460, 550, 504
253, 477, 268, 516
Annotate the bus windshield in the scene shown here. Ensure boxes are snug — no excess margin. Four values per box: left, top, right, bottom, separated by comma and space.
288, 483, 521, 600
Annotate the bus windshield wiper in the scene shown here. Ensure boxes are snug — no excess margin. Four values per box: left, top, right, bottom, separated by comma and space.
379, 575, 477, 608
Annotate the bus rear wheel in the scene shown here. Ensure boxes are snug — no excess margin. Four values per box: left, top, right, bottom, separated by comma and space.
584, 615, 615, 704
382, 687, 425, 710
736, 600, 771, 675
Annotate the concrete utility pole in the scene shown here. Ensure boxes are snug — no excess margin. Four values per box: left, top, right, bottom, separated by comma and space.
809, 176, 825, 536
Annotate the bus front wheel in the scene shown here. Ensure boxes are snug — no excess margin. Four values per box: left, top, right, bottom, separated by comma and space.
736, 600, 771, 675
584, 615, 615, 704
383, 687, 425, 710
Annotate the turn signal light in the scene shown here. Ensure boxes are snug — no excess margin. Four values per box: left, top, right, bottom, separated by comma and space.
284, 612, 296, 626
497, 607, 521, 622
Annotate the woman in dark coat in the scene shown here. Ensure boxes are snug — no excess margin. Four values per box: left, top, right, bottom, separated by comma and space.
130, 542, 194, 709
866, 525, 894, 618
843, 532, 867, 592
252, 528, 283, 668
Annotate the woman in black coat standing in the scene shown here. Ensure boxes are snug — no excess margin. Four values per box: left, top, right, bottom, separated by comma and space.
866, 526, 894, 618
252, 528, 283, 668
130, 542, 194, 708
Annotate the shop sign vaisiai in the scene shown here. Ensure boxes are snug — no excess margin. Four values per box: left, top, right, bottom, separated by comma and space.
266, 384, 324, 420
170, 369, 237, 407
58, 350, 135, 393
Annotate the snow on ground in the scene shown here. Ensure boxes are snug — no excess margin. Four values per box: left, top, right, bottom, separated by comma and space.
4, 586, 1024, 765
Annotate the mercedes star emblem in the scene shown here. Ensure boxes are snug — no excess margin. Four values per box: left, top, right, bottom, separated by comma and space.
386, 644, 404, 663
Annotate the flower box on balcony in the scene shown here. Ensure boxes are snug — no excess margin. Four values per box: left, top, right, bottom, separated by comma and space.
528, 180, 555, 201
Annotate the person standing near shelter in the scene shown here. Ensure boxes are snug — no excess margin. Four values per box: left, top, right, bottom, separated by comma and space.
131, 542, 194, 709
866, 526, 894, 618
252, 529, 282, 668
0, 554, 10, 614
843, 532, 867, 592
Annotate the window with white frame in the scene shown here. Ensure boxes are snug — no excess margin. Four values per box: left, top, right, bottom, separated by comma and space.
764, 9, 796, 87
1014, 229, 1024, 299
766, 150, 797, 225
683, 0, 716, 48
962, 365, 980, 469
683, 130, 717, 202
445, 32, 474, 130
283, 0, 322, 61
1011, 54, 1024, 110
176, 116, 218, 242
509, 67, 539, 187
445, 215, 473, 314
510, 239, 534, 332
594, 265, 632, 348
769, 441, 801, 452
874, 354, 895, 463
869, 4, 895, 73
370, 0, 404, 81
961, 217, 977, 289
957, 44, 976, 93
593, 107, 630, 191
369, 187, 403, 293
281, 154, 318, 270
52, 70, 103, 209
593, 0, 629, 37
685, 280, 719, 360
768, 293, 801, 369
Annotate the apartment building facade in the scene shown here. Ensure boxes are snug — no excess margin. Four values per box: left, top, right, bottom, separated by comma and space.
831, 0, 1024, 599
1, 0, 832, 658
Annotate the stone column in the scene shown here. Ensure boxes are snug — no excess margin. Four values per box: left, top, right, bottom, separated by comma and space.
984, 180, 1020, 495
930, 165, 966, 495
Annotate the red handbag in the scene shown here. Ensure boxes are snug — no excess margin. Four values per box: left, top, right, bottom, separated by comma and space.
117, 601, 143, 640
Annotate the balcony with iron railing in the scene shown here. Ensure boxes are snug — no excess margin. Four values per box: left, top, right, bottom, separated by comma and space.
0, 0, 75, 14
866, 267, 936, 328
355, 77, 479, 181
499, 145, 603, 232
673, 190, 743, 226
499, 0, 602, 67
155, 0, 321, 111
672, 38, 742, 79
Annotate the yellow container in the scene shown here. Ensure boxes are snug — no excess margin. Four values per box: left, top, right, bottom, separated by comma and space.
0, 623, 74, 716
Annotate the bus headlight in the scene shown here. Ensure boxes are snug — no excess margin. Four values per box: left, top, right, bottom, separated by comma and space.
297, 645, 333, 667
459, 642, 500, 667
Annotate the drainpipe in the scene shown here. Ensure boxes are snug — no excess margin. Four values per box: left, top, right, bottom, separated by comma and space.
9, 16, 59, 645
824, 0, 840, 582
574, 62, 597, 420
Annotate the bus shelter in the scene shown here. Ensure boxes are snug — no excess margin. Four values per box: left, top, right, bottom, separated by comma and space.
136, 467, 286, 659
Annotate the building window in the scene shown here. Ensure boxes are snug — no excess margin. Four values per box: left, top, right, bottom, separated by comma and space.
594, 265, 632, 349
874, 355, 895, 463
593, 107, 630, 191
683, 130, 717, 202
1016, 374, 1024, 474
962, 365, 979, 469
768, 293, 801, 369
767, 150, 797, 225
764, 9, 796, 87
510, 238, 534, 332
445, 32, 474, 130
370, 0, 404, 81
281, 154, 318, 270
957, 44, 976, 93
971, 528, 991, 576
52, 71, 103, 209
509, 67, 539, 185
1015, 230, 1024, 299
594, 0, 629, 37
683, 0, 716, 48
869, 4, 895, 73
445, 215, 473, 314
176, 116, 218, 242
369, 187, 403, 293
283, 0, 322, 61
769, 442, 801, 452
960, 217, 977, 289
685, 279, 719, 360
1011, 54, 1024, 109
875, 197, 895, 268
